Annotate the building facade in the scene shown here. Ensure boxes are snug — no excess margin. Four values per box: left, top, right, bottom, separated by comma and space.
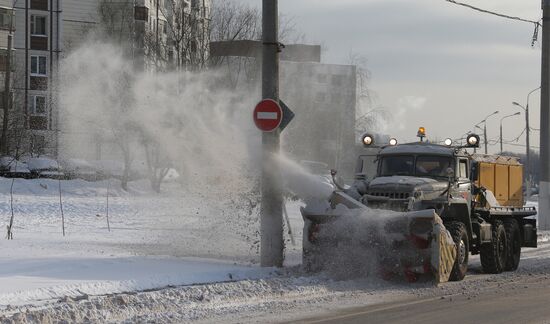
210, 41, 358, 179
280, 61, 357, 179
4, 0, 210, 158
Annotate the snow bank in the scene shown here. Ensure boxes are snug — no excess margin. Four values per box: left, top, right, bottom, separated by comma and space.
0, 256, 275, 307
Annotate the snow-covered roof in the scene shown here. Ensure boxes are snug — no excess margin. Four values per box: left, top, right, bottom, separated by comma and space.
379, 143, 455, 156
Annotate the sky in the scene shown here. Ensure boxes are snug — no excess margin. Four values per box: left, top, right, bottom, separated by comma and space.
236, 0, 542, 154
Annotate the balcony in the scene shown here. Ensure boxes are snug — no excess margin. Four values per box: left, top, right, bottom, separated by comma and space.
31, 36, 48, 51
30, 76, 47, 90
31, 0, 49, 11
29, 115, 48, 130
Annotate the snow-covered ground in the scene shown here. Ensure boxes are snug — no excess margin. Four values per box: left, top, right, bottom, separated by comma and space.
0, 177, 303, 309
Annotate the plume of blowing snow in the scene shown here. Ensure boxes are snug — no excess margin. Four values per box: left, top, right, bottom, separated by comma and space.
57, 41, 266, 261
59, 42, 260, 194
275, 154, 334, 203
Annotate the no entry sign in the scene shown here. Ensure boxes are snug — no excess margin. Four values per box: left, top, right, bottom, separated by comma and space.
253, 99, 283, 132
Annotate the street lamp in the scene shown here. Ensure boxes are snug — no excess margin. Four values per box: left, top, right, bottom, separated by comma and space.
474, 110, 499, 154
499, 112, 521, 153
513, 86, 540, 193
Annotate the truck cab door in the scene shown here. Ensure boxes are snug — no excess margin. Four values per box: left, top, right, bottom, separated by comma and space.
356, 153, 379, 181
457, 158, 472, 211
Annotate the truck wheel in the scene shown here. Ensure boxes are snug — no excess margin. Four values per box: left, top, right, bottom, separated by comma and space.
480, 220, 507, 274
447, 221, 469, 281
504, 219, 521, 271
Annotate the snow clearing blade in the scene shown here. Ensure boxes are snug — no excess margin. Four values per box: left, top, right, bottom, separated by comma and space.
302, 192, 457, 284
381, 209, 457, 283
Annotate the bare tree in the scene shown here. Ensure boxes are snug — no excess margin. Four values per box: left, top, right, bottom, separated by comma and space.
98, 0, 135, 47
142, 135, 170, 193
348, 52, 391, 140
95, 1, 140, 190
157, 0, 211, 71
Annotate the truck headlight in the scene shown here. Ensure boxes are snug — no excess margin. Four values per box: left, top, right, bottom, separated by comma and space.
362, 134, 374, 146
466, 134, 480, 148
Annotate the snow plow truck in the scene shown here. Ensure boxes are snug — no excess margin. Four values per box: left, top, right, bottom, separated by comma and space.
301, 128, 537, 283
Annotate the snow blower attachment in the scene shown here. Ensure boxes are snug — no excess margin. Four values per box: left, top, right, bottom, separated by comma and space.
302, 192, 457, 283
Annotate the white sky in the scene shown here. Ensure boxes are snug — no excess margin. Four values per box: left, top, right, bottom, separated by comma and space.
237, 0, 542, 154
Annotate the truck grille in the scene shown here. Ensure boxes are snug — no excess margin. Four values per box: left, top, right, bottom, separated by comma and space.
368, 191, 410, 199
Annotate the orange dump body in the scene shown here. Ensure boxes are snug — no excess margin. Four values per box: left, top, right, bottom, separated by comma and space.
472, 154, 523, 207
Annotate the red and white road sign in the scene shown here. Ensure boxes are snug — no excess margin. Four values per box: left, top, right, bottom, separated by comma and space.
253, 99, 283, 132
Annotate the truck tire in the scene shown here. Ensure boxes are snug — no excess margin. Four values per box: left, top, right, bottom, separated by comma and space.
447, 221, 469, 281
480, 220, 507, 274
504, 219, 521, 271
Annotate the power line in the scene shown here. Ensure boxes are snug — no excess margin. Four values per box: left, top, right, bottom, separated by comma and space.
444, 0, 541, 46
445, 0, 540, 25
504, 142, 540, 150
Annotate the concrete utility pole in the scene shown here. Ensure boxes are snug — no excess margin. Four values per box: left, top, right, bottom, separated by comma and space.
260, 0, 284, 267
483, 123, 488, 154
540, 0, 550, 230
513, 87, 539, 198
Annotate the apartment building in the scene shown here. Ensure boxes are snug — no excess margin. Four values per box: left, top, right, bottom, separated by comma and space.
0, 0, 14, 78
211, 41, 358, 178
11, 0, 61, 156
4, 0, 210, 158
134, 0, 211, 71
280, 61, 357, 179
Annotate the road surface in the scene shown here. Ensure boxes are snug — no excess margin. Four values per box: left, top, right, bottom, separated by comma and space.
297, 274, 550, 324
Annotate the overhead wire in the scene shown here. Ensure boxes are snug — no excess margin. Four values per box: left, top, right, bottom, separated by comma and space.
444, 0, 541, 46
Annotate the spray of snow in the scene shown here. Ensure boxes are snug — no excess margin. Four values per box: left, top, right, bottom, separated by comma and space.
59, 42, 260, 193
57, 41, 264, 260
273, 153, 419, 280
275, 154, 334, 202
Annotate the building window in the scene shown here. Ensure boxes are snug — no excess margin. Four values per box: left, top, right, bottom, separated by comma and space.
31, 95, 46, 115
135, 6, 149, 21
31, 55, 47, 76
0, 8, 13, 30
31, 15, 47, 36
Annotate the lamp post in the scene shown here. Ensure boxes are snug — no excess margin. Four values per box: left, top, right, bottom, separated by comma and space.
474, 111, 499, 154
499, 112, 521, 153
513, 86, 540, 193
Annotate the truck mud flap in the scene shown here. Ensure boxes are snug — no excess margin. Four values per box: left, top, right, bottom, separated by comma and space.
522, 219, 537, 248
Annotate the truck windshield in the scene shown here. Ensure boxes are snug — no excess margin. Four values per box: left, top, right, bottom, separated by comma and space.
380, 155, 454, 178
380, 156, 414, 176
